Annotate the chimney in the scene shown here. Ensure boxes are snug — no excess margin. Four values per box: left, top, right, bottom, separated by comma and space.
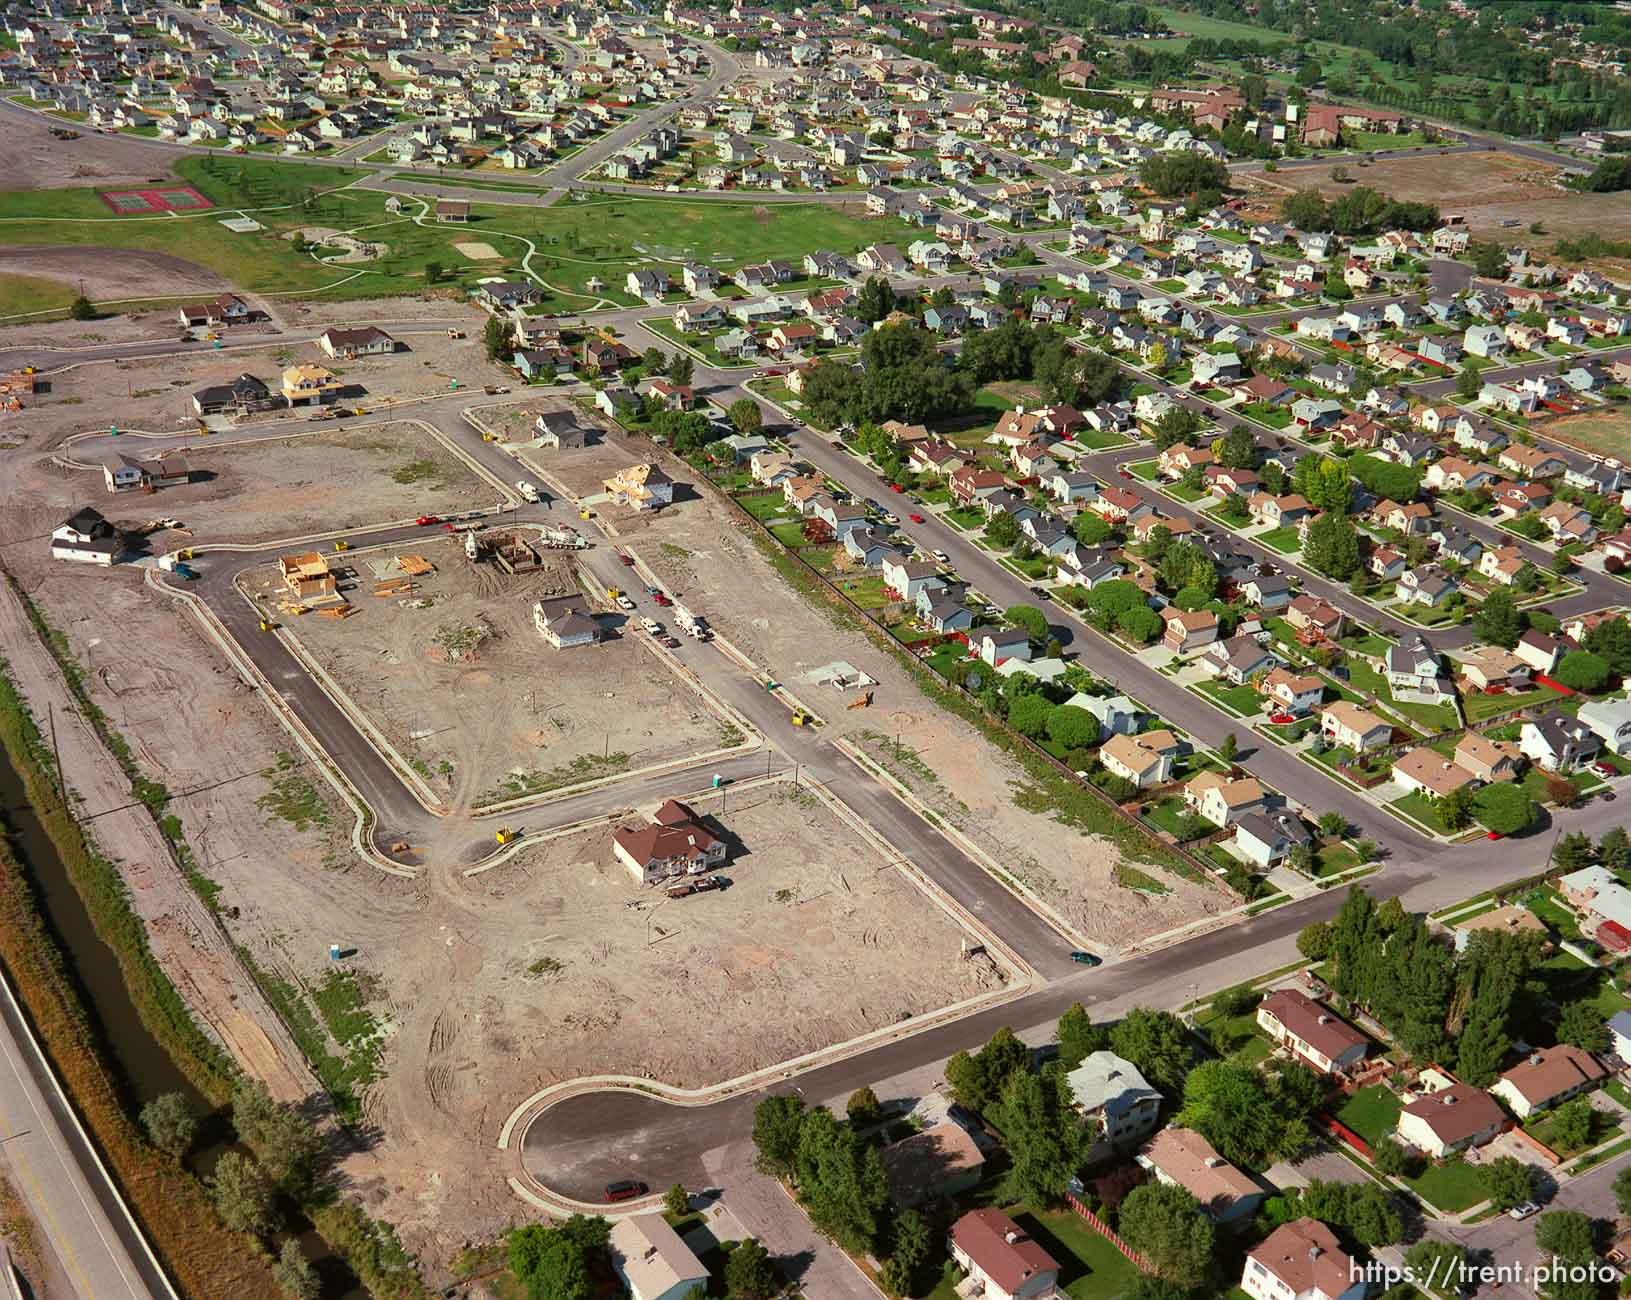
1005, 1231, 1021, 1245
1309, 1245, 1322, 1261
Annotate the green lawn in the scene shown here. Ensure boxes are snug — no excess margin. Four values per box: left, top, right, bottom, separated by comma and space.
1126, 459, 1160, 481
0, 157, 925, 305
1142, 796, 1207, 840
1335, 1084, 1401, 1146
735, 491, 793, 522
1462, 687, 1541, 725
0, 271, 77, 317
945, 506, 987, 531
769, 521, 809, 548
1525, 1102, 1618, 1157
1388, 793, 1457, 836
835, 575, 894, 608
1194, 679, 1264, 717
1257, 525, 1303, 554
1406, 1159, 1489, 1213
1315, 842, 1362, 876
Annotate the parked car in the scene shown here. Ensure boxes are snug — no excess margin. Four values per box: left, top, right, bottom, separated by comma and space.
605, 1180, 647, 1202
1594, 762, 1617, 778
615, 595, 636, 611
415, 515, 441, 526
932, 550, 949, 563
909, 513, 925, 523
1508, 1202, 1540, 1221
1069, 951, 1102, 966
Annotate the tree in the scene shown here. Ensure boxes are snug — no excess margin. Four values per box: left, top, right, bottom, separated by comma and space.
1057, 1002, 1108, 1071
1072, 511, 1113, 547
728, 398, 762, 435
1302, 513, 1361, 581
1117, 1183, 1215, 1286
1475, 588, 1524, 649
725, 1239, 778, 1300
642, 346, 668, 374
1535, 1210, 1597, 1264
1008, 693, 1052, 738
1481, 1155, 1534, 1211
1600, 826, 1630, 872
1474, 782, 1537, 836
69, 294, 97, 321
1046, 706, 1100, 752
857, 275, 894, 323
140, 1092, 197, 1157
1176, 1059, 1307, 1171
274, 1240, 320, 1300
1005, 604, 1049, 642
230, 1079, 322, 1195
1219, 733, 1238, 764
484, 316, 516, 362
667, 353, 694, 388
1282, 188, 1329, 232
1557, 1001, 1608, 1053
1440, 784, 1475, 833
664, 1183, 691, 1218
1467, 240, 1509, 278
508, 1223, 594, 1300
1140, 152, 1228, 198
846, 1087, 881, 1126
423, 259, 443, 285
1549, 1096, 1595, 1152
1110, 1008, 1191, 1096
881, 1209, 930, 1298
752, 1094, 806, 1179
984, 510, 1020, 548
1317, 812, 1347, 839
1404, 1240, 1466, 1293
1584, 617, 1631, 675
945, 1027, 1031, 1114
210, 1151, 278, 1238
1555, 831, 1596, 872
995, 1070, 1091, 1207
1215, 423, 1257, 470
794, 1106, 889, 1254
1613, 1164, 1631, 1216
1117, 605, 1164, 644
1371, 1137, 1417, 1178
1297, 920, 1334, 961
1554, 650, 1611, 693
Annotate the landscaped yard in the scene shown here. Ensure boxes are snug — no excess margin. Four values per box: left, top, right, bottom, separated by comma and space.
1407, 1159, 1489, 1214
945, 506, 986, 531
1388, 793, 1458, 837
1334, 1084, 1402, 1146
1525, 1103, 1620, 1158
835, 575, 894, 609
1193, 679, 1264, 717
1461, 687, 1541, 725
1142, 796, 1207, 840
926, 1205, 1140, 1300
1257, 525, 1303, 554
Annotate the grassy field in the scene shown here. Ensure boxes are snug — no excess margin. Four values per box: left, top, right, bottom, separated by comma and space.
1542, 409, 1631, 463
0, 271, 76, 316
0, 156, 924, 306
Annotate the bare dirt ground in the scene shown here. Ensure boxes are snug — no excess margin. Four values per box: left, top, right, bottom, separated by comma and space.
0, 247, 230, 306
596, 451, 1224, 947
372, 779, 1005, 1260
263, 544, 733, 807
6, 419, 493, 550
275, 294, 486, 330
0, 110, 177, 190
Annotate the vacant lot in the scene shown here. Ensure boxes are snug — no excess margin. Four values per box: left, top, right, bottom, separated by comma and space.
377, 780, 1005, 1256
51, 419, 491, 548
1273, 151, 1631, 244
1539, 408, 1631, 463
268, 544, 734, 807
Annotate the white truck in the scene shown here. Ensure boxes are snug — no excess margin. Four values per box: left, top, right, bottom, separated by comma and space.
639, 616, 662, 636
674, 604, 710, 640
515, 479, 541, 504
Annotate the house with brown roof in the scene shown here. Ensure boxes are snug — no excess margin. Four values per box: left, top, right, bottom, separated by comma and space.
947, 1208, 1059, 1300
1260, 668, 1325, 717
1184, 770, 1267, 828
1451, 903, 1549, 953
1257, 989, 1368, 1075
1454, 731, 1524, 784
1456, 646, 1532, 693
949, 466, 1008, 505
1243, 1218, 1365, 1300
1392, 748, 1475, 801
1099, 730, 1181, 789
880, 1121, 986, 1207
1162, 607, 1219, 654
1137, 1128, 1264, 1224
1285, 595, 1345, 642
1490, 1045, 1606, 1120
1320, 701, 1392, 753
611, 799, 727, 884
1396, 1073, 1505, 1158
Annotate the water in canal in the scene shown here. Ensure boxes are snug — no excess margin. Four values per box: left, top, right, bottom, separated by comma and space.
0, 742, 363, 1299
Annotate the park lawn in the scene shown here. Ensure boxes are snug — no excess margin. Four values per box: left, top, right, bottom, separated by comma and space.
1406, 1160, 1489, 1214
1335, 1084, 1401, 1146
0, 271, 78, 317
1257, 525, 1303, 554
0, 157, 925, 306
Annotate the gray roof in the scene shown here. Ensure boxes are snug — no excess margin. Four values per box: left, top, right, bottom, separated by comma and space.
1065, 1051, 1161, 1116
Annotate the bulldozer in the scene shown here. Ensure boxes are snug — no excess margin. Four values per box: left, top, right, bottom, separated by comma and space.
334, 540, 350, 552
495, 826, 517, 845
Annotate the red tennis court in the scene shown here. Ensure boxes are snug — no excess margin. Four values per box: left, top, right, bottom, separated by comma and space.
98, 186, 214, 214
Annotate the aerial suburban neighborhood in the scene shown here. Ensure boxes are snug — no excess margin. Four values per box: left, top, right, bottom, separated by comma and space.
11, 0, 1631, 1296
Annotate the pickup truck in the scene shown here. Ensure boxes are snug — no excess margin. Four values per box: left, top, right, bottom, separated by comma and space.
515, 480, 541, 504
639, 617, 662, 636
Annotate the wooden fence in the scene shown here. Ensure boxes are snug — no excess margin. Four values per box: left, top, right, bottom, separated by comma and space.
1064, 1193, 1152, 1274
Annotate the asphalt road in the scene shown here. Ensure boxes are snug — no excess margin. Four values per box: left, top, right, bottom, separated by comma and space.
0, 968, 175, 1300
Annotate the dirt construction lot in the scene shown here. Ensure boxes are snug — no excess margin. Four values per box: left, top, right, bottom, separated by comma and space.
260, 541, 736, 808
1269, 151, 1631, 245
4, 419, 494, 554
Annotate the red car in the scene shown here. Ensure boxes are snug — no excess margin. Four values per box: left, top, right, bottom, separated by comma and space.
1486, 831, 1503, 841
1118, 469, 1133, 479
619, 552, 636, 566
1269, 713, 1295, 725
909, 513, 925, 523
889, 483, 904, 493
604, 1180, 647, 1203
653, 592, 672, 607
415, 515, 441, 526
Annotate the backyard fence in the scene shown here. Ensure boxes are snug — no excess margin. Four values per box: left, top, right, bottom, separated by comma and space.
1064, 1194, 1152, 1275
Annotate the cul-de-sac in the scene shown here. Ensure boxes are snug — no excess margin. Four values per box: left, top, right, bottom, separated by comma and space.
11, 4, 1631, 1300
